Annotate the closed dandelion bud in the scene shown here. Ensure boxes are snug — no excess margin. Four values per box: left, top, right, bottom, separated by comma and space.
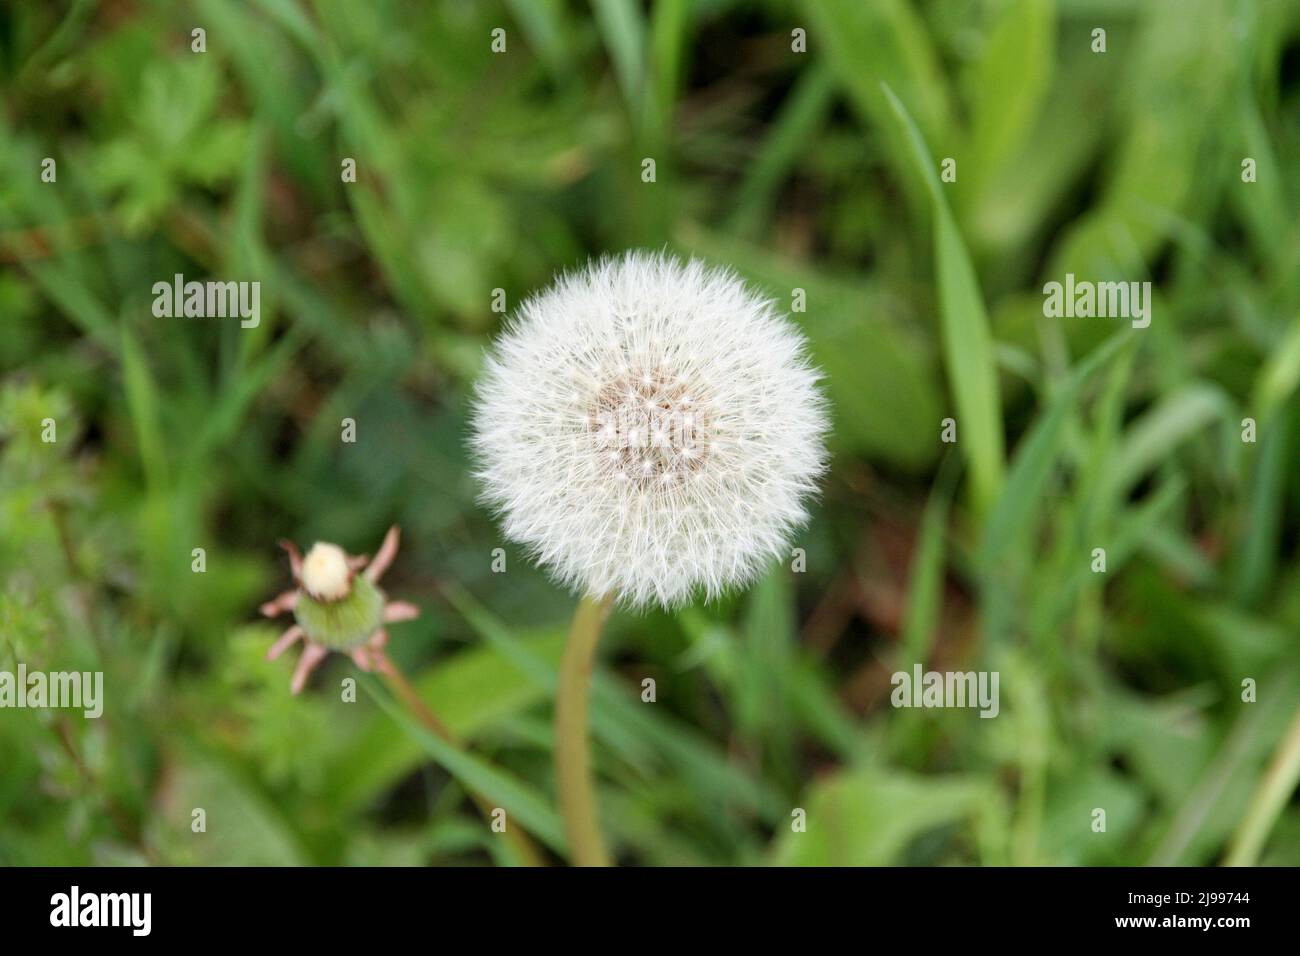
258, 526, 420, 693
294, 542, 384, 651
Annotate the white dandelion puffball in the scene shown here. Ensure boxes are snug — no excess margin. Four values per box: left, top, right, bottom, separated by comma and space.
471, 251, 829, 609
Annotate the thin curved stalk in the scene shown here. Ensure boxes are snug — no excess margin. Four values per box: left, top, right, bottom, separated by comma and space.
555, 593, 614, 866
376, 653, 548, 867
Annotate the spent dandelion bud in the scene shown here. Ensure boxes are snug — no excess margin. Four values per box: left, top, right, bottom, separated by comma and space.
258, 526, 419, 693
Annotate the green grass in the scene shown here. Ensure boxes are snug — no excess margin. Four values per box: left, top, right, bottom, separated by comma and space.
1, 0, 1299, 867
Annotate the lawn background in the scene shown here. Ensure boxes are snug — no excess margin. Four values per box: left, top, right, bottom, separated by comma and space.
2, 0, 1299, 866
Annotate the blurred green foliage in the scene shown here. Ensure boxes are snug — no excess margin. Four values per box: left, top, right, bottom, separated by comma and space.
1, 0, 1299, 866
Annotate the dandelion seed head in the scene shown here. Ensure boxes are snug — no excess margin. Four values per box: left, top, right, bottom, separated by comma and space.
470, 251, 829, 609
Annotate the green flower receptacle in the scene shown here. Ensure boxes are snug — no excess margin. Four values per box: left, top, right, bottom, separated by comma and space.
294, 576, 386, 651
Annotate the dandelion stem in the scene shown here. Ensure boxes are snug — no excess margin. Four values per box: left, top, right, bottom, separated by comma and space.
375, 652, 548, 867
1224, 703, 1300, 866
555, 593, 614, 866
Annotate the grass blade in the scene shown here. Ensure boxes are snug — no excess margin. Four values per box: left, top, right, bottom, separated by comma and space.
979, 333, 1132, 568
360, 674, 569, 854
882, 83, 1005, 514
